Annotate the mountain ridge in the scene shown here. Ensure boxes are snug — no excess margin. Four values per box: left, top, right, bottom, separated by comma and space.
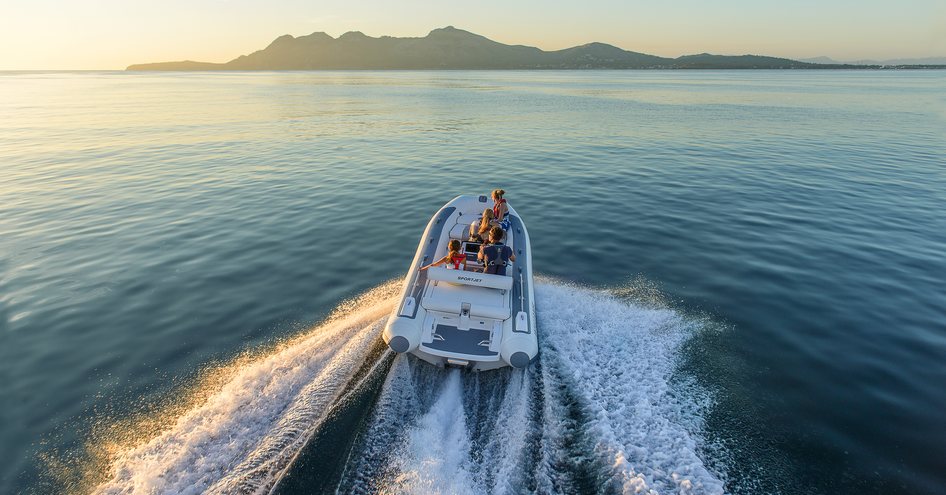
126, 26, 933, 70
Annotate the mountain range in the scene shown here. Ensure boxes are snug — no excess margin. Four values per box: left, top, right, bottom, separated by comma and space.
127, 26, 939, 71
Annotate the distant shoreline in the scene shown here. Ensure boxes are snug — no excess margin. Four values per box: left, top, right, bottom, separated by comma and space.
4, 67, 945, 74
125, 26, 946, 72
123, 66, 946, 71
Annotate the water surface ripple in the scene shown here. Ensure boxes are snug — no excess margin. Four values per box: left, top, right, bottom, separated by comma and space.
1, 70, 944, 494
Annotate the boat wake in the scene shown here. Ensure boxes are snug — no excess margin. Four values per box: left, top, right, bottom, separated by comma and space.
92, 284, 400, 495
89, 281, 725, 495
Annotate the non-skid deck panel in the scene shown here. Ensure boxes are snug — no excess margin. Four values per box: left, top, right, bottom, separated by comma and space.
404, 206, 456, 319
423, 324, 498, 356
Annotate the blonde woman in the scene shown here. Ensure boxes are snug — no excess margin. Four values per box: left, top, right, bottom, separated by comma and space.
420, 239, 467, 271
469, 208, 498, 243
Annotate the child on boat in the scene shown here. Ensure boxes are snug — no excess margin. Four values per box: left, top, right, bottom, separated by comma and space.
420, 239, 467, 271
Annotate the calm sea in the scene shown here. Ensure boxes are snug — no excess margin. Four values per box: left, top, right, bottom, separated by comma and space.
1, 70, 944, 494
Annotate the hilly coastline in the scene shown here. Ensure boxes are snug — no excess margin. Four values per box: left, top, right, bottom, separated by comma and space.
128, 26, 874, 71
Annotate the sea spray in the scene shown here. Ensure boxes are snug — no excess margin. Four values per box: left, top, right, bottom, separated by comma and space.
465, 369, 535, 493
536, 282, 725, 494
91, 283, 399, 495
333, 356, 424, 493
89, 280, 725, 494
386, 369, 479, 495
338, 281, 725, 494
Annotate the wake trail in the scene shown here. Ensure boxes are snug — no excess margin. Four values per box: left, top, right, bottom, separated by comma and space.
340, 281, 726, 494
387, 369, 478, 494
92, 284, 399, 495
536, 282, 724, 494
89, 280, 726, 495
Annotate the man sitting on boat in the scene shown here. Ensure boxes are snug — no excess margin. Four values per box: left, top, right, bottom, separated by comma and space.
478, 226, 515, 275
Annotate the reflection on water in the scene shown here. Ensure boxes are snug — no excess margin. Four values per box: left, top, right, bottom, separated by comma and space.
1, 70, 945, 494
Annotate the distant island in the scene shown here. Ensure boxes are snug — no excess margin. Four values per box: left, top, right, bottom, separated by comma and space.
127, 26, 943, 71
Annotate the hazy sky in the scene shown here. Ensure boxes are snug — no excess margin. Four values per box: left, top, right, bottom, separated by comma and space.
1, 0, 944, 69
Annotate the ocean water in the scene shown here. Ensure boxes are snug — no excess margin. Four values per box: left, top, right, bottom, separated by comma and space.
1, 70, 944, 494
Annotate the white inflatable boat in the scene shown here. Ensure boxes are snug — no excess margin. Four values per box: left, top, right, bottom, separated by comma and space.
382, 195, 538, 370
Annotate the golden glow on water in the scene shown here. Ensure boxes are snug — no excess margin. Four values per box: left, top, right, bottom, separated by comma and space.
58, 281, 400, 494
4, 69, 944, 495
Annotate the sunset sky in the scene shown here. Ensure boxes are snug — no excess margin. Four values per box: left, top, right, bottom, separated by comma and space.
2, 0, 944, 70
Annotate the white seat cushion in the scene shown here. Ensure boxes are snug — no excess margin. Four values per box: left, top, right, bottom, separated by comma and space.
422, 281, 511, 320
449, 223, 471, 239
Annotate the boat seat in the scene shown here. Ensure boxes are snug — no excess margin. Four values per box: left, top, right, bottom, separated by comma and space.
449, 222, 472, 240
422, 282, 511, 320
426, 266, 512, 290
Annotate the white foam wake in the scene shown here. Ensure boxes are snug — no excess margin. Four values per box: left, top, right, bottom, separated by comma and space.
385, 368, 479, 495
341, 281, 725, 495
336, 355, 538, 495
471, 368, 534, 494
91, 280, 725, 495
93, 286, 397, 495
536, 282, 724, 494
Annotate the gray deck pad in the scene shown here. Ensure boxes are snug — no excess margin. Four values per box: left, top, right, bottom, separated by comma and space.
423, 324, 498, 357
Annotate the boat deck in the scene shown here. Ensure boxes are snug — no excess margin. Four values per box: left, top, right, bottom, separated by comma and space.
423, 324, 498, 357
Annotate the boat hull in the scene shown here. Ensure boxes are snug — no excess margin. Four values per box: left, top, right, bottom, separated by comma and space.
382, 195, 537, 371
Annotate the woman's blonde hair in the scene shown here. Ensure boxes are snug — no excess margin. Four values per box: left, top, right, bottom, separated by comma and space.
491, 189, 506, 199
478, 208, 495, 234
448, 239, 462, 254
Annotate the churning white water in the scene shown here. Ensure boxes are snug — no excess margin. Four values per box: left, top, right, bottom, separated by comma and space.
92, 281, 724, 495
92, 286, 399, 495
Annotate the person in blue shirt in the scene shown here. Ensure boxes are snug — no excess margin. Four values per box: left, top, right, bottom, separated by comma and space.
478, 226, 516, 275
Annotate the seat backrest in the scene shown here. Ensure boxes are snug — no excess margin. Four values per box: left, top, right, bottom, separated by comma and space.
449, 223, 470, 239
426, 266, 512, 290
